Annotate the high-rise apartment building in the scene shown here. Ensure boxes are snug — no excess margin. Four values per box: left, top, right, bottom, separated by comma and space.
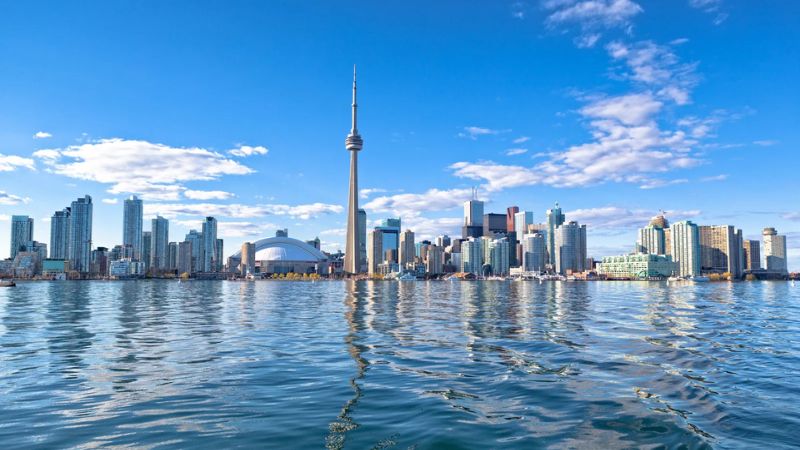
215, 239, 224, 272
399, 229, 415, 268
461, 238, 482, 275
762, 227, 788, 274
10, 215, 33, 259
202, 217, 218, 272
514, 211, 534, 239
546, 202, 565, 265
426, 245, 443, 275
150, 215, 169, 270
49, 208, 71, 260
241, 241, 256, 276
699, 225, 743, 278
178, 241, 193, 275
185, 230, 204, 273
637, 225, 666, 255
68, 195, 93, 273
142, 231, 152, 272
488, 238, 510, 276
743, 239, 761, 271
167, 242, 178, 271
506, 206, 519, 233
522, 233, 546, 272
554, 221, 586, 274
123, 195, 143, 261
670, 220, 700, 277
463, 193, 484, 238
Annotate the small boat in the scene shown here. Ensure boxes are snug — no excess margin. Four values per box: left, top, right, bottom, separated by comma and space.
0, 280, 16, 287
689, 276, 710, 283
397, 273, 417, 281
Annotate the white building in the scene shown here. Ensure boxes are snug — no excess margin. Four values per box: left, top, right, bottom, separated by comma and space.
554, 221, 586, 274
202, 217, 218, 272
598, 254, 677, 279
488, 238, 510, 276
461, 238, 482, 275
522, 232, 546, 272
637, 225, 665, 255
123, 195, 143, 261
762, 227, 788, 274
514, 211, 534, 238
670, 220, 701, 277
68, 195, 93, 273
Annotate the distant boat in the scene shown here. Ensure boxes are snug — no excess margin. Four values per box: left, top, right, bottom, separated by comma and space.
690, 276, 710, 283
0, 280, 16, 287
398, 273, 417, 281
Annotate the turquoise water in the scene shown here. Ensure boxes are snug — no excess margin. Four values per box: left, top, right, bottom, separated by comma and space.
1, 280, 798, 449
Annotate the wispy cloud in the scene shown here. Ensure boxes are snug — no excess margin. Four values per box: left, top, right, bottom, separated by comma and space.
505, 148, 529, 156
144, 202, 342, 220
0, 154, 35, 172
228, 145, 268, 157
457, 126, 508, 140
567, 206, 701, 229
359, 188, 388, 199
363, 188, 475, 217
688, 0, 727, 25
33, 131, 52, 139
701, 174, 728, 182
512, 136, 531, 144
184, 190, 235, 200
753, 140, 778, 147
543, 0, 644, 46
0, 191, 30, 205
101, 198, 119, 205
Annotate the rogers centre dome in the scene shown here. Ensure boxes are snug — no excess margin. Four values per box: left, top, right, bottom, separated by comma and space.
232, 234, 329, 275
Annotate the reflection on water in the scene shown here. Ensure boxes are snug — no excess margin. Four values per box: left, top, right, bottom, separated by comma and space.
0, 280, 798, 448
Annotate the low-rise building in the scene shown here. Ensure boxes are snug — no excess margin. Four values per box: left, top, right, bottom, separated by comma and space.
598, 253, 677, 279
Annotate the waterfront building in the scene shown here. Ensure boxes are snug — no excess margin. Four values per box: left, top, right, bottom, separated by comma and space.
699, 225, 743, 278
42, 259, 69, 277
151, 215, 169, 271
374, 218, 401, 262
185, 230, 204, 273
488, 238, 510, 276
229, 231, 329, 275
202, 217, 218, 272
377, 262, 400, 276
177, 241, 193, 275
506, 206, 519, 233
598, 254, 677, 279
670, 220, 701, 277
167, 242, 178, 271
367, 229, 383, 275
554, 221, 587, 274
358, 209, 367, 273
664, 228, 672, 256
522, 233, 546, 272
743, 239, 761, 271
12, 252, 41, 278
462, 190, 484, 238
142, 231, 152, 272
109, 258, 145, 278
68, 195, 93, 273
344, 66, 364, 275
762, 227, 788, 274
461, 238, 482, 275
9, 215, 33, 259
216, 239, 224, 272
483, 213, 506, 236
90, 247, 109, 277
241, 241, 256, 276
22, 241, 47, 262
546, 202, 565, 265
514, 211, 534, 239
637, 225, 665, 255
123, 195, 143, 261
399, 229, 415, 269
426, 244, 443, 275
49, 208, 71, 260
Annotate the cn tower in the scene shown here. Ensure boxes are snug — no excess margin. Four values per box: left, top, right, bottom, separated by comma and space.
344, 66, 363, 275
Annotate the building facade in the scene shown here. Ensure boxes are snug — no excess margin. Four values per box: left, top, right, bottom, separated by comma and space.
546, 202, 565, 266
399, 229, 415, 269
522, 232, 546, 272
599, 254, 677, 279
9, 215, 33, 259
461, 238, 482, 275
151, 215, 169, 271
202, 217, 218, 272
670, 220, 701, 277
637, 225, 665, 255
554, 221, 586, 274
743, 239, 761, 271
123, 195, 143, 261
762, 227, 788, 274
68, 195, 93, 273
49, 208, 71, 260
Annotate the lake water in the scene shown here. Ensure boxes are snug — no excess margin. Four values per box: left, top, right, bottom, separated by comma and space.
1, 280, 798, 449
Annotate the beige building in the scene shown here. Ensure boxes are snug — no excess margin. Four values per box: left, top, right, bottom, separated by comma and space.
699, 225, 743, 278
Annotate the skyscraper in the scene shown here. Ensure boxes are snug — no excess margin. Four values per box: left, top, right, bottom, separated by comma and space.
150, 216, 169, 270
366, 229, 382, 275
461, 238, 483, 275
699, 225, 743, 278
9, 215, 33, 259
762, 227, 788, 274
49, 207, 71, 260
178, 241, 193, 275
344, 66, 364, 275
185, 230, 204, 273
142, 231, 152, 272
462, 189, 484, 239
202, 217, 218, 272
488, 238, 510, 276
167, 242, 178, 271
514, 211, 534, 238
637, 225, 666, 255
554, 221, 586, 274
670, 220, 700, 277
506, 206, 519, 233
483, 213, 506, 236
123, 195, 144, 261
426, 245, 443, 275
399, 229, 415, 269
546, 202, 565, 266
68, 195, 93, 273
241, 241, 256, 276
215, 239, 224, 272
743, 239, 761, 271
358, 208, 367, 273
522, 232, 546, 272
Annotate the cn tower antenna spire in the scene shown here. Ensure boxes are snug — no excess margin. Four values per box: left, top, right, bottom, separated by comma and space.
351, 64, 358, 134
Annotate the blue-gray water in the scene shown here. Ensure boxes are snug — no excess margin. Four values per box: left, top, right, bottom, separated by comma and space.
1, 281, 798, 449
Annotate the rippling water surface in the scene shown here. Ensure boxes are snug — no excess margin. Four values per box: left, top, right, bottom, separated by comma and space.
1, 280, 799, 448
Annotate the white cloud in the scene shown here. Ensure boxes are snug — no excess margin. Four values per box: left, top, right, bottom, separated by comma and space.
700, 174, 727, 182
144, 202, 342, 220
0, 214, 9, 222
184, 190, 235, 200
402, 216, 463, 241
228, 145, 269, 157
637, 178, 689, 189
0, 154, 35, 172
505, 148, 529, 156
688, 0, 727, 25
320, 228, 347, 236
458, 126, 507, 140
33, 131, 52, 139
363, 188, 475, 217
566, 206, 701, 229
513, 136, 531, 144
101, 198, 119, 204
580, 92, 662, 125
606, 40, 698, 105
33, 138, 255, 200
544, 0, 643, 45
753, 140, 778, 147
359, 188, 388, 199
175, 219, 279, 239
0, 191, 30, 205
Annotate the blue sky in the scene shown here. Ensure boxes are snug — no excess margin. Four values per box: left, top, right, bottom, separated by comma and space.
1, 0, 798, 269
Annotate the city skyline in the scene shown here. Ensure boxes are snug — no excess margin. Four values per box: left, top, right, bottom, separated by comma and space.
0, 2, 798, 270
